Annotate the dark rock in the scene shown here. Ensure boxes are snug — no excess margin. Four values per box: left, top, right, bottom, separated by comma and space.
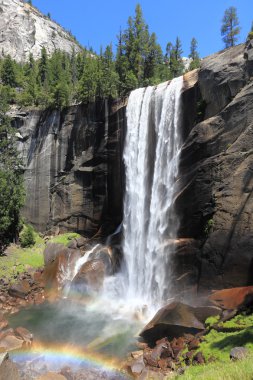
177, 42, 253, 291
17, 100, 125, 236
67, 239, 78, 249
140, 302, 210, 345
230, 347, 249, 361
193, 351, 205, 365
76, 237, 88, 248
8, 280, 31, 299
188, 338, 200, 350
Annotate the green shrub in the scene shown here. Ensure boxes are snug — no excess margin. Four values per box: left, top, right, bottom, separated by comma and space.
20, 225, 36, 248
247, 31, 253, 40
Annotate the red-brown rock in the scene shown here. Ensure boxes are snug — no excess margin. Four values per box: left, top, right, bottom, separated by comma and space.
209, 286, 253, 310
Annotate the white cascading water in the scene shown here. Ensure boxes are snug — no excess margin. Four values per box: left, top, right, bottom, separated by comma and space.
123, 76, 183, 308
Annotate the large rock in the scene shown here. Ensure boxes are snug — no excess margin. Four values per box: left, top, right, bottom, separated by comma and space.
72, 259, 106, 293
209, 286, 253, 310
0, 353, 20, 380
140, 302, 221, 345
0, 0, 81, 62
43, 243, 82, 296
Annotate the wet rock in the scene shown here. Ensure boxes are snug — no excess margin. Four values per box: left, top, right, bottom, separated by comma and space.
230, 347, 249, 361
136, 341, 148, 350
36, 373, 67, 380
15, 327, 33, 342
131, 351, 143, 359
76, 237, 88, 248
67, 239, 78, 249
130, 355, 145, 376
0, 353, 20, 380
43, 244, 82, 297
140, 302, 219, 345
0, 334, 24, 352
8, 280, 31, 299
209, 286, 253, 310
138, 367, 169, 379
72, 259, 106, 293
43, 243, 66, 266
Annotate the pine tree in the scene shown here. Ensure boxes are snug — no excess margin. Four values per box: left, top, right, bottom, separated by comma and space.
169, 37, 184, 78
189, 37, 200, 70
0, 87, 24, 251
1, 55, 17, 87
221, 7, 240, 48
38, 47, 48, 85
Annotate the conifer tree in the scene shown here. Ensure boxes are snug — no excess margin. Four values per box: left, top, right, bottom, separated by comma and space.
1, 55, 17, 87
0, 87, 24, 251
189, 37, 200, 70
221, 6, 240, 48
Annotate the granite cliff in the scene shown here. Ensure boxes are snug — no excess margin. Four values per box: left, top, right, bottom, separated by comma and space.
0, 0, 81, 61
13, 99, 125, 236
13, 38, 253, 291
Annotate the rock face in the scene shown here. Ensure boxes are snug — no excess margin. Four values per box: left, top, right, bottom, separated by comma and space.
14, 38, 253, 292
14, 99, 125, 235
176, 40, 253, 291
0, 0, 81, 62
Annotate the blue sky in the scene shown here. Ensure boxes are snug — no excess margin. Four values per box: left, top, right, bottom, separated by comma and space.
32, 0, 252, 58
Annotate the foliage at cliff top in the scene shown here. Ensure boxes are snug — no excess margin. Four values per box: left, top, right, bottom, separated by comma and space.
0, 4, 200, 108
0, 87, 25, 252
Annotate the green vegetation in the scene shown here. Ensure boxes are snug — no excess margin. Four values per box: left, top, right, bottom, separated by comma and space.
204, 219, 214, 236
176, 356, 253, 380
20, 225, 36, 248
49, 232, 80, 246
176, 313, 253, 379
0, 87, 25, 252
0, 4, 200, 107
0, 231, 80, 283
205, 315, 220, 328
221, 7, 241, 48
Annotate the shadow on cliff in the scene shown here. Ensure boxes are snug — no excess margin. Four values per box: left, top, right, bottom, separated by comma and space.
220, 166, 253, 278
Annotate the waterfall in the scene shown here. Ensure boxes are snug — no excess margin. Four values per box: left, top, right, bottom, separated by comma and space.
123, 77, 183, 308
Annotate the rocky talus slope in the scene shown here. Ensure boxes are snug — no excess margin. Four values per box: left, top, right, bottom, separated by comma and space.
0, 0, 81, 61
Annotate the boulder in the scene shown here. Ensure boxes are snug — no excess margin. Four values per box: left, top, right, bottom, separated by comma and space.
72, 259, 105, 293
43, 244, 82, 296
140, 302, 221, 346
0, 353, 20, 380
8, 280, 31, 299
15, 327, 33, 342
43, 243, 66, 266
209, 286, 253, 310
0, 335, 24, 352
230, 347, 249, 361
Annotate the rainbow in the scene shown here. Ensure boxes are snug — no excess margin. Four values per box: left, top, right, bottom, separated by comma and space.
11, 341, 130, 379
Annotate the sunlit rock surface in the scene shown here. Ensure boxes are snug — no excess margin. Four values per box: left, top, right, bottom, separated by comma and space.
0, 0, 81, 61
